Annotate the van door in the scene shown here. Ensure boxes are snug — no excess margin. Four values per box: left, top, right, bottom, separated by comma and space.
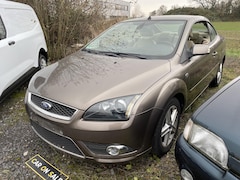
0, 15, 20, 95
3, 7, 38, 71
0, 7, 38, 96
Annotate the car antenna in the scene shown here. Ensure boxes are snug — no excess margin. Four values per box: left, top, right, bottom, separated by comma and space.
148, 16, 151, 20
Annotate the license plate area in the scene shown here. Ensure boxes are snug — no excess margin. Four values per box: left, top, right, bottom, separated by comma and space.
31, 113, 63, 135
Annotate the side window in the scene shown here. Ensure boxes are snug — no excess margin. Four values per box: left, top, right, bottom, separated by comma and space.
189, 22, 210, 44
4, 8, 37, 37
0, 16, 6, 40
207, 23, 217, 41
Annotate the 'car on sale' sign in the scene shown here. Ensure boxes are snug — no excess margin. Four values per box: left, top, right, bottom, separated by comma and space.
25, 154, 69, 180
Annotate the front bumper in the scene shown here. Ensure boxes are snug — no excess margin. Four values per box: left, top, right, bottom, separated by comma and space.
175, 134, 238, 180
25, 93, 154, 163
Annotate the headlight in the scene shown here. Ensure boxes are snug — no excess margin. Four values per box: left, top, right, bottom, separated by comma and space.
83, 95, 140, 121
183, 119, 228, 169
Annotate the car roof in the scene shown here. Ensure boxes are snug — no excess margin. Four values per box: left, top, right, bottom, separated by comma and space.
124, 15, 209, 23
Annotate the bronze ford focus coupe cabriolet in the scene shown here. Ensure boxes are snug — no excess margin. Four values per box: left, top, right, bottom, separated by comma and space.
25, 15, 226, 163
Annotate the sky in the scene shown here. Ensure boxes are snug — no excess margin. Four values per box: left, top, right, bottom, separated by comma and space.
131, 0, 196, 16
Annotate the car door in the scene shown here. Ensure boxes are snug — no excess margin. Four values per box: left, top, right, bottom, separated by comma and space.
184, 21, 220, 104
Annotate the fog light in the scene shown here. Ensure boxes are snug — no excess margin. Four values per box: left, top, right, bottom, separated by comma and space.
106, 145, 128, 156
180, 169, 193, 180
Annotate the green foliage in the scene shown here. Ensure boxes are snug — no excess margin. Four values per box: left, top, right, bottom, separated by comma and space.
166, 6, 240, 21
125, 164, 132, 170
213, 22, 240, 58
212, 22, 240, 31
166, 7, 218, 21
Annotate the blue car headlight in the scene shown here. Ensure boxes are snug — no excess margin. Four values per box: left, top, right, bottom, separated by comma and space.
83, 95, 140, 121
183, 119, 228, 169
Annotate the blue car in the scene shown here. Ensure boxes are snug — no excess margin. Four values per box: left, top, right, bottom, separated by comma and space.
175, 76, 240, 180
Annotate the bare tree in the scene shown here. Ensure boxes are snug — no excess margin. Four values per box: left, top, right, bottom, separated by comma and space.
14, 0, 119, 61
192, 0, 220, 9
149, 10, 157, 16
171, 4, 180, 10
149, 5, 167, 16
157, 5, 167, 15
131, 3, 145, 17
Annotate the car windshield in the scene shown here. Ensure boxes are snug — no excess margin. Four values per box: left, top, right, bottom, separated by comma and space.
83, 20, 186, 59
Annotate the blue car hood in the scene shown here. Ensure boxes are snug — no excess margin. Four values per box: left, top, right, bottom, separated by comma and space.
193, 77, 240, 172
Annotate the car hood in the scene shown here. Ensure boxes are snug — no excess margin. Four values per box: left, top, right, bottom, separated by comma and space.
28, 51, 171, 110
193, 77, 240, 171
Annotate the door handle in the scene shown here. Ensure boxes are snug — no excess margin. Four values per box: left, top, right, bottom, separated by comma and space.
212, 51, 218, 56
8, 41, 15, 46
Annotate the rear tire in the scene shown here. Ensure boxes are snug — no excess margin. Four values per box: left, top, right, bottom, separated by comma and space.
152, 98, 181, 157
39, 54, 47, 69
210, 62, 223, 87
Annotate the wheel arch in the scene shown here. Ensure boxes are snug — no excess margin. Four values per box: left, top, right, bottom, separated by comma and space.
39, 48, 48, 61
151, 88, 185, 156
154, 78, 187, 113
137, 78, 188, 152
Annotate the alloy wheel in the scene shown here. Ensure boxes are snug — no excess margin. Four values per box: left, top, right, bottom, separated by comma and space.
161, 105, 179, 147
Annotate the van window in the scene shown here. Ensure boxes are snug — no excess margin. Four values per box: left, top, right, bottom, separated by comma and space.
0, 16, 6, 40
4, 8, 37, 37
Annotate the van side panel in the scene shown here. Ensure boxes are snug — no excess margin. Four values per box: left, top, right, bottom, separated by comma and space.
0, 1, 47, 100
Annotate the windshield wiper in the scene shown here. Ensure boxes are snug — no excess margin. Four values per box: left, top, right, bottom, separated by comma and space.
83, 49, 121, 57
82, 49, 101, 54
101, 51, 121, 57
83, 49, 148, 59
102, 52, 148, 59
116, 52, 148, 59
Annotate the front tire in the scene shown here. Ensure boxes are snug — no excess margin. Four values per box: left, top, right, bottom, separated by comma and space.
152, 98, 181, 157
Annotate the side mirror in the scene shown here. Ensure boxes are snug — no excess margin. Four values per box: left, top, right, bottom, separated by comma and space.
192, 44, 210, 56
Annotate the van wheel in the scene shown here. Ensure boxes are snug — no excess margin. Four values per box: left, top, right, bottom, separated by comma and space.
152, 98, 181, 157
39, 54, 47, 69
210, 62, 223, 87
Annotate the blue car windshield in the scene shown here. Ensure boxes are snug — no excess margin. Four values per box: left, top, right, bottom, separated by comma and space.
84, 20, 186, 59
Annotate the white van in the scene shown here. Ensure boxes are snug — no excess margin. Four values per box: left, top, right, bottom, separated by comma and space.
0, 0, 47, 102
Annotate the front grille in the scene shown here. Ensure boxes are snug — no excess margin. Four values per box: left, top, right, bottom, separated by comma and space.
31, 120, 84, 158
30, 93, 76, 120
